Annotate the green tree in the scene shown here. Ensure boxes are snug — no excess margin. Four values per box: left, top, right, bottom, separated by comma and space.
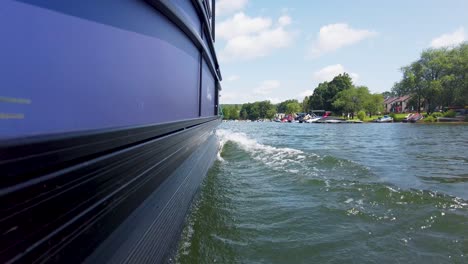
240, 109, 248, 120
307, 82, 328, 111
221, 104, 241, 120
277, 99, 300, 113
229, 106, 240, 119
393, 43, 468, 113
285, 102, 301, 114
333, 88, 361, 115
302, 96, 310, 112
256, 101, 276, 119
381, 91, 394, 98
238, 101, 276, 120
307, 73, 354, 112
333, 86, 383, 117
221, 105, 232, 119
364, 93, 384, 117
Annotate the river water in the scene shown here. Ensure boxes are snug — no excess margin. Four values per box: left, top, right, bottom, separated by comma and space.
176, 122, 468, 263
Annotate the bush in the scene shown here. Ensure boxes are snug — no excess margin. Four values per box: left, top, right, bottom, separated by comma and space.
424, 116, 436, 122
389, 113, 396, 119
443, 110, 456, 118
431, 112, 443, 118
357, 110, 366, 121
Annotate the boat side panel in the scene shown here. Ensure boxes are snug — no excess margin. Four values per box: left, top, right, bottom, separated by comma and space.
15, 0, 202, 43
171, 0, 202, 36
0, 1, 201, 138
200, 59, 216, 117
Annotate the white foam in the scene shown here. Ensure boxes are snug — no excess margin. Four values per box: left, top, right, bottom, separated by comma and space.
216, 129, 306, 173
216, 150, 225, 162
216, 129, 303, 156
386, 186, 399, 193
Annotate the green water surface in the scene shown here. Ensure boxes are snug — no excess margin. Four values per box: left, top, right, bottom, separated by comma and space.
176, 122, 467, 263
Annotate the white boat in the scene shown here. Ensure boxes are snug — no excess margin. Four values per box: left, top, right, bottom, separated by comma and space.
375, 115, 393, 123
305, 117, 321, 123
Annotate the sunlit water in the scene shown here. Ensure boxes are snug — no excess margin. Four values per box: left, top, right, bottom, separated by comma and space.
176, 122, 468, 263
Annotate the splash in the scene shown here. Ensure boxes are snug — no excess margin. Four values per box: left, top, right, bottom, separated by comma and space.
216, 129, 303, 156
216, 129, 309, 172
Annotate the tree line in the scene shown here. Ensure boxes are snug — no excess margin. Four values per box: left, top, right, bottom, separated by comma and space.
222, 73, 383, 120
303, 73, 383, 117
222, 42, 467, 120
391, 43, 467, 114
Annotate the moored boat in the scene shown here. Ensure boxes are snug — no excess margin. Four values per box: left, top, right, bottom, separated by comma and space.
316, 116, 347, 123
408, 113, 424, 123
374, 115, 393, 123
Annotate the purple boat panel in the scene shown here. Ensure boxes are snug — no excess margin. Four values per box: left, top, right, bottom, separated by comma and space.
200, 59, 216, 117
13, 0, 200, 59
172, 0, 202, 36
0, 1, 202, 138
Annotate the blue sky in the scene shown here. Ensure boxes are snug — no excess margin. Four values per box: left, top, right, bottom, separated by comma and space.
214, 0, 468, 104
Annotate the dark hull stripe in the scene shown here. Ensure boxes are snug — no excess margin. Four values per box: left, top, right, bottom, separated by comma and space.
0, 118, 220, 263
87, 131, 219, 264
0, 116, 218, 188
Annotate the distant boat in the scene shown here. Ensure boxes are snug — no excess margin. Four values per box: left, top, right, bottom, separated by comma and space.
402, 113, 414, 123
316, 116, 347, 123
304, 113, 321, 123
323, 119, 344, 123
305, 117, 321, 123
374, 115, 393, 123
305, 110, 332, 123
408, 113, 424, 123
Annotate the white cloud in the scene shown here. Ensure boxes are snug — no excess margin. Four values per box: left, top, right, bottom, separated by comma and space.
266, 97, 281, 104
226, 75, 240, 82
278, 15, 292, 26
430, 27, 466, 48
309, 23, 377, 58
313, 64, 359, 83
253, 80, 280, 95
217, 13, 296, 61
219, 80, 281, 104
220, 92, 280, 104
299, 90, 314, 98
216, 0, 249, 16
220, 91, 239, 102
217, 13, 271, 40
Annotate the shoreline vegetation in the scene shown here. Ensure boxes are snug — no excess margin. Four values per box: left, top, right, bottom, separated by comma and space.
222, 43, 467, 123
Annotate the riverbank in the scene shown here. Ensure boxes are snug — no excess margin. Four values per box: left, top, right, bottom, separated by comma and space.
223, 118, 468, 124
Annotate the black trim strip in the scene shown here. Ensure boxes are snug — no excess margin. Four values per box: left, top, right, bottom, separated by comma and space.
212, 0, 216, 40
198, 51, 203, 117
192, 0, 212, 38
0, 116, 218, 188
145, 0, 222, 81
0, 118, 220, 263
192, 0, 221, 77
